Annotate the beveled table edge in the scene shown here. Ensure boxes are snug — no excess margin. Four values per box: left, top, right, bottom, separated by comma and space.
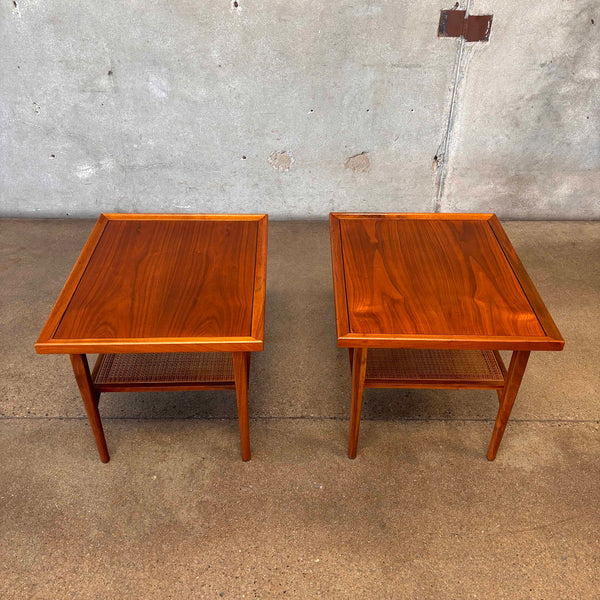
329, 212, 565, 351
35, 213, 268, 354
337, 334, 563, 351
35, 337, 264, 354
330, 212, 495, 220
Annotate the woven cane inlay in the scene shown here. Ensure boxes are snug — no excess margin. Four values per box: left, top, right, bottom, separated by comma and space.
94, 352, 234, 385
365, 349, 503, 382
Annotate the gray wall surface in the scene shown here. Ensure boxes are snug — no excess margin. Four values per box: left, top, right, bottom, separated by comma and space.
1, 0, 598, 218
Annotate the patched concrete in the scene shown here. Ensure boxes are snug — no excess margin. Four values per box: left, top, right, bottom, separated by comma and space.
344, 152, 371, 173
268, 150, 295, 172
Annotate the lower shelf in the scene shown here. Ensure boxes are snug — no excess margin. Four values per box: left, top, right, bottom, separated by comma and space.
92, 352, 235, 392
363, 348, 506, 389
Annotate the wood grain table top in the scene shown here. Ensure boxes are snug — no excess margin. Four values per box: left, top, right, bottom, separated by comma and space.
330, 213, 563, 351
36, 214, 268, 354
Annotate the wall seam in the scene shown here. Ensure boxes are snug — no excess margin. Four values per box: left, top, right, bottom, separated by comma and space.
434, 0, 472, 212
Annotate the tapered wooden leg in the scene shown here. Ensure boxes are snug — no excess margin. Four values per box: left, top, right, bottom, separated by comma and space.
487, 351, 530, 461
70, 354, 109, 463
348, 347, 368, 459
233, 352, 251, 461
348, 348, 354, 372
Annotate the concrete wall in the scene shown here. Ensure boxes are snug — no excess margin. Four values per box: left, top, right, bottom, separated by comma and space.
1, 0, 598, 218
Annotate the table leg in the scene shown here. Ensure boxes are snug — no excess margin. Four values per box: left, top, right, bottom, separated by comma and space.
233, 352, 251, 461
348, 348, 368, 459
487, 350, 530, 461
69, 354, 110, 463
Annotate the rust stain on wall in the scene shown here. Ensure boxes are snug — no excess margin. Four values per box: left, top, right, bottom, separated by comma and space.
438, 9, 493, 42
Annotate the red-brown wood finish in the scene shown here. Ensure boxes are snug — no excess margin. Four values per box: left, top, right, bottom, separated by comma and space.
348, 347, 368, 459
70, 354, 109, 463
36, 214, 267, 354
233, 352, 251, 461
487, 215, 563, 343
340, 217, 543, 337
36, 214, 268, 462
56, 219, 257, 340
487, 350, 530, 460
330, 213, 563, 350
330, 213, 564, 459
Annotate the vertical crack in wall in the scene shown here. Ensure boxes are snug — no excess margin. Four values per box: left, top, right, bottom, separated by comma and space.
434, 0, 472, 212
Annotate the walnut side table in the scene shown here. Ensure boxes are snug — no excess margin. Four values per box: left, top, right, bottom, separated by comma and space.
36, 214, 268, 462
329, 213, 564, 460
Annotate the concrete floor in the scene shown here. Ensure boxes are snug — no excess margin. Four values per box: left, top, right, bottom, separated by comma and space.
1, 219, 599, 598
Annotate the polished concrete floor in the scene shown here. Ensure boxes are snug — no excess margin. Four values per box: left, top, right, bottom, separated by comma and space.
1, 219, 599, 598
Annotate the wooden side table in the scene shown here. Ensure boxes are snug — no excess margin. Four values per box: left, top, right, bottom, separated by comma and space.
36, 214, 268, 462
329, 213, 564, 460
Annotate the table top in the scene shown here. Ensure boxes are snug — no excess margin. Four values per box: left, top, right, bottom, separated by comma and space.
330, 213, 563, 351
36, 214, 268, 354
